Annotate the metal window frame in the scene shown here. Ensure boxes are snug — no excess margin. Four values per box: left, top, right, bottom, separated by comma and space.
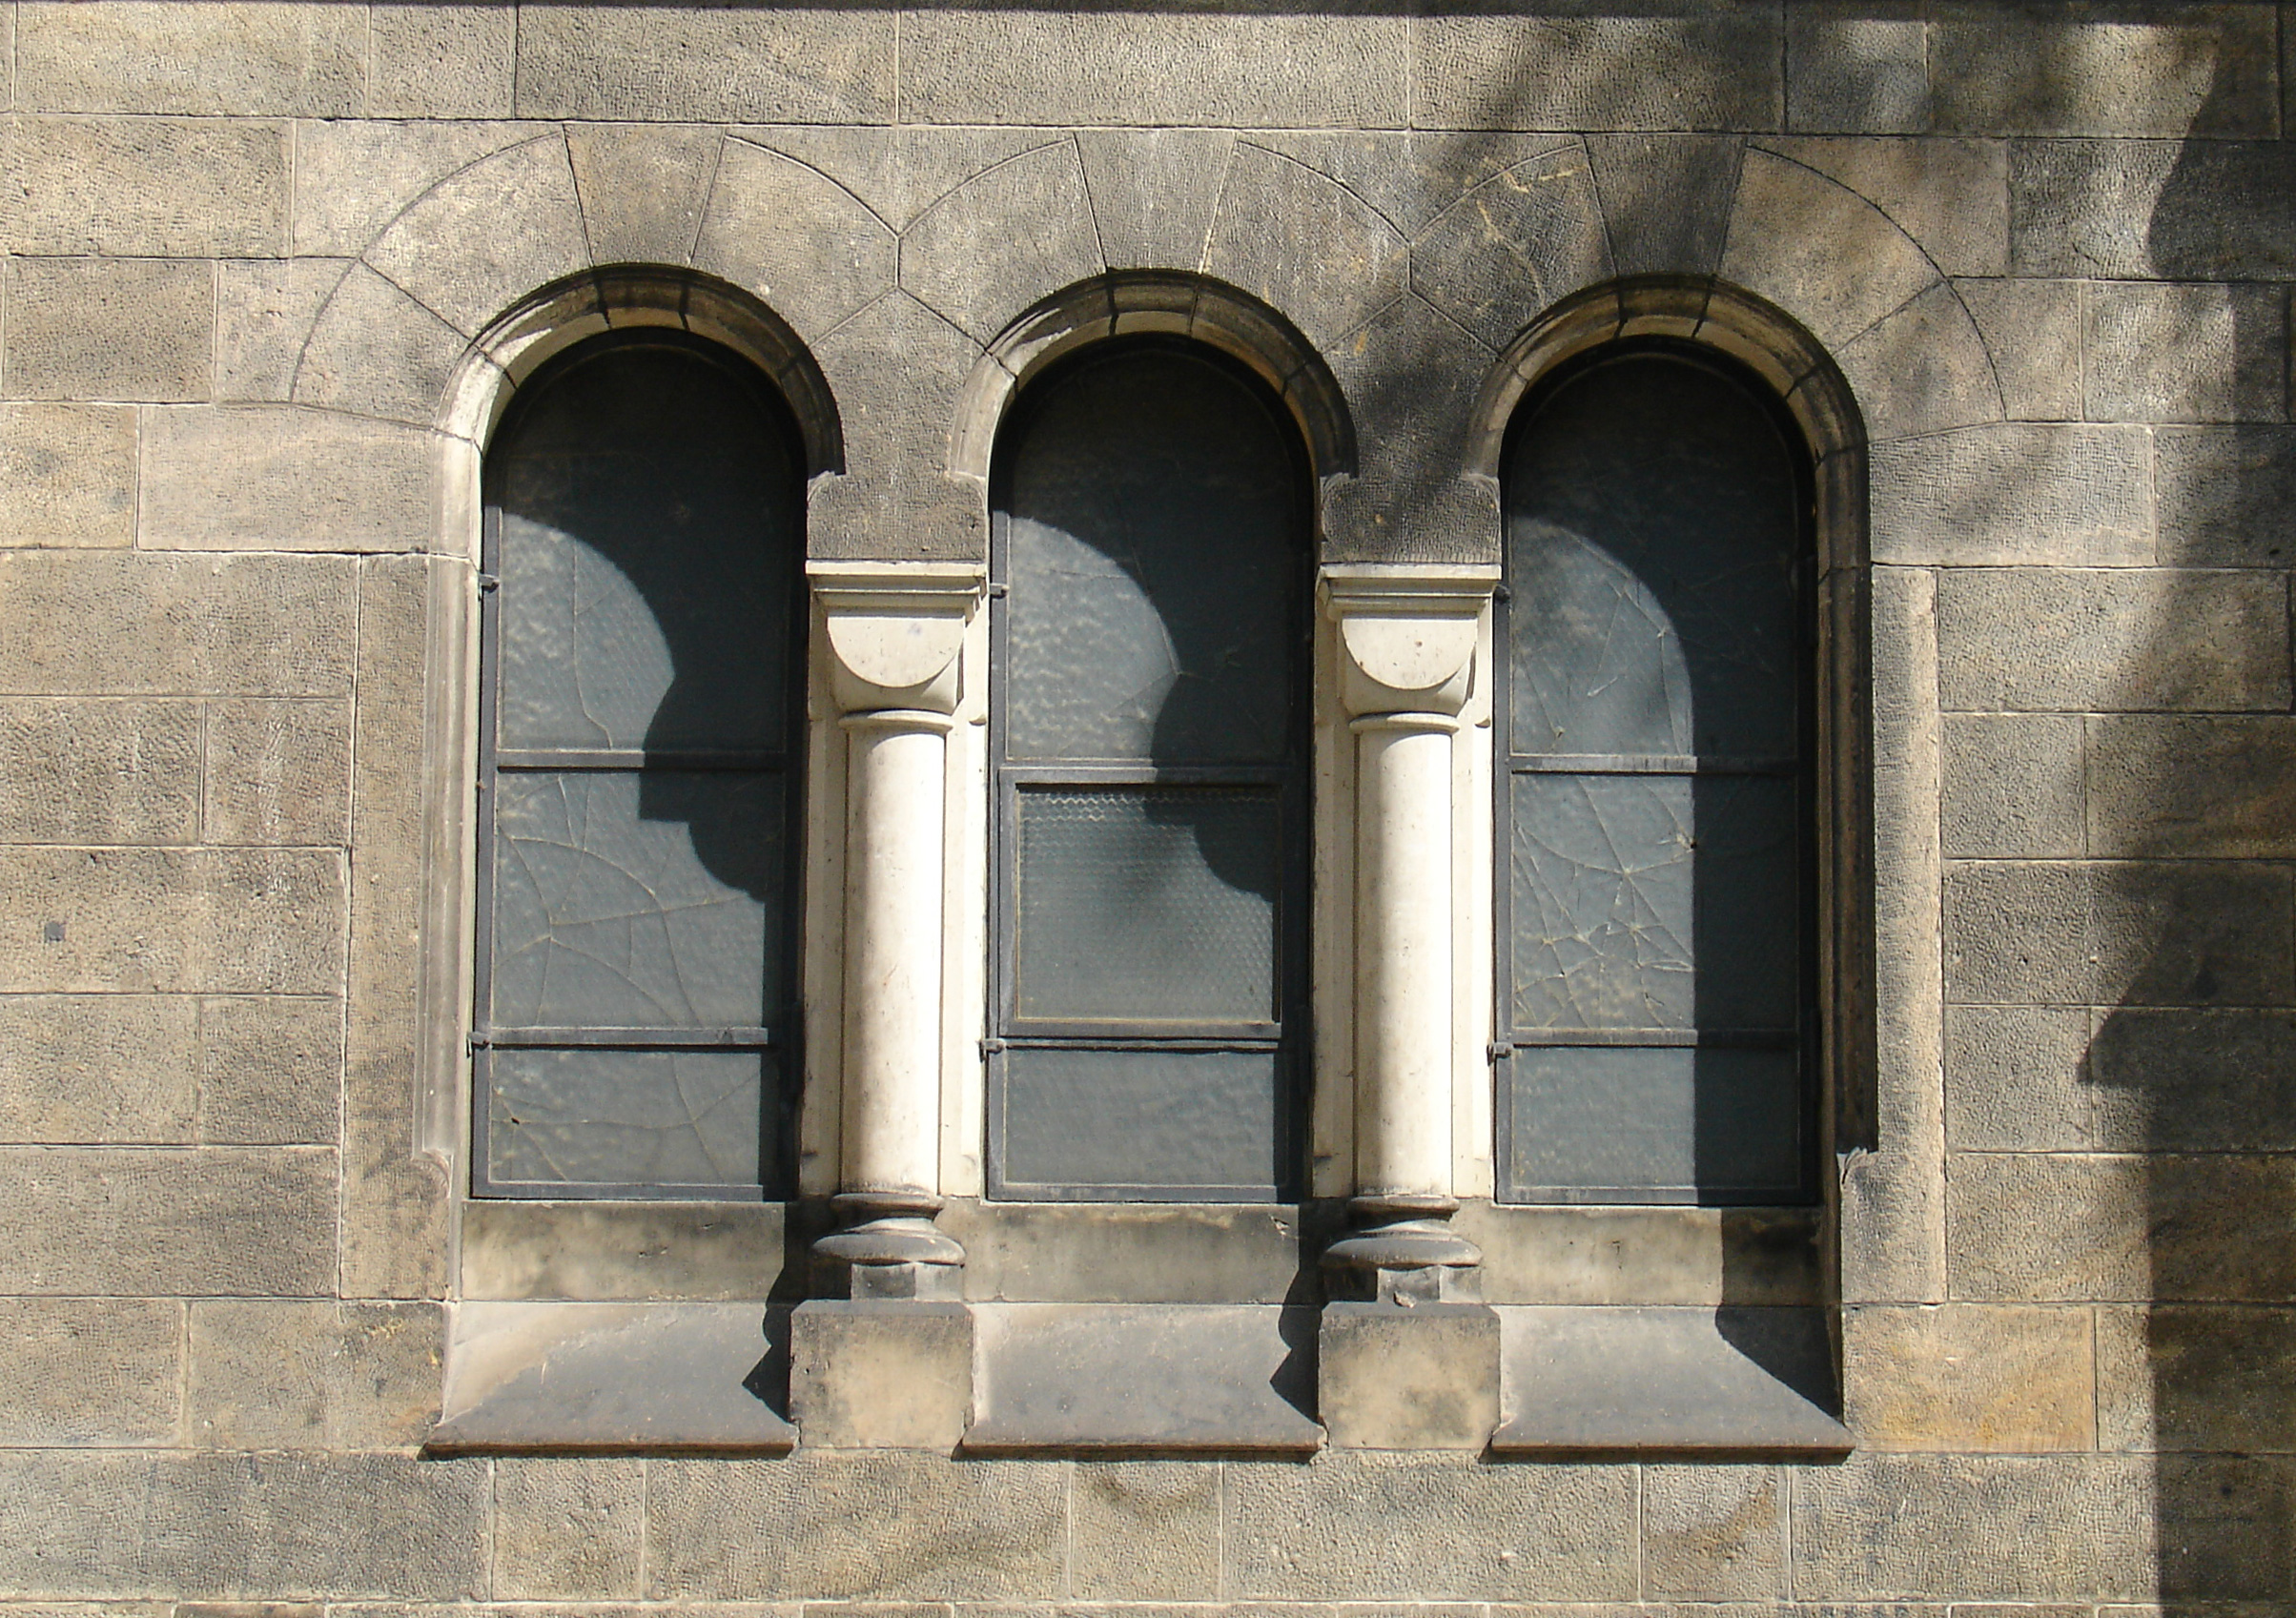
470, 328, 810, 1202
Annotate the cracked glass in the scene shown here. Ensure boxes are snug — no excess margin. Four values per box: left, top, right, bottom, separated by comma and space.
1000, 1046, 1282, 1195
487, 1050, 773, 1190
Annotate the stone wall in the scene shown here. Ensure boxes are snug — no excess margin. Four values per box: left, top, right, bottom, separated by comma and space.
2, 0, 2294, 1609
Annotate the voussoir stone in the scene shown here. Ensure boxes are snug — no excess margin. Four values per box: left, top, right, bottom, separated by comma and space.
1411, 144, 1611, 352
1720, 148, 1939, 348
693, 137, 896, 344
899, 139, 1104, 346
364, 134, 590, 338
1205, 142, 1407, 350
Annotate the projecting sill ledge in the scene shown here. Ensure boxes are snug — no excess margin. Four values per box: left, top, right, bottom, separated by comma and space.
1489, 1304, 1852, 1459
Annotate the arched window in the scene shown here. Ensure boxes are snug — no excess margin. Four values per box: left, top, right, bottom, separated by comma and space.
1497, 341, 1817, 1205
473, 331, 807, 1199
988, 338, 1312, 1200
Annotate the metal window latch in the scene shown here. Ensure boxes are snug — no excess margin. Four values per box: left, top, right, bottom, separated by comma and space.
1491, 583, 1512, 604
985, 581, 1010, 599
467, 1030, 494, 1054
1486, 1041, 1513, 1062
979, 1036, 1008, 1055
477, 572, 501, 593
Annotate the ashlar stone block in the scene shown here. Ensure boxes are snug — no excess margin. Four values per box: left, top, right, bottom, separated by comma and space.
491, 1457, 644, 1599
1873, 423, 2152, 566
2085, 279, 2287, 424
15, 2, 364, 116
0, 994, 199, 1144
1834, 279, 2002, 441
1068, 1463, 1220, 1601
1940, 711, 2084, 859
789, 1300, 971, 1453
0, 1298, 181, 1445
0, 115, 287, 256
196, 994, 342, 1147
202, 698, 352, 848
2098, 1303, 2296, 1453
188, 1301, 441, 1451
1766, 136, 2008, 276
290, 121, 543, 259
1942, 1003, 2096, 1152
1842, 1303, 2095, 1452
1930, 0, 2279, 137
1955, 278, 2083, 420
216, 259, 352, 403
1639, 1464, 1786, 1601
0, 403, 138, 547
514, 5, 893, 124
2087, 1007, 2296, 1153
2012, 137, 2296, 281
1412, 11, 1781, 133
367, 4, 515, 120
2088, 713, 2296, 859
5, 256, 213, 401
138, 407, 438, 553
0, 698, 200, 845
1584, 133, 1742, 277
2157, 424, 2296, 565
1785, 2, 1932, 133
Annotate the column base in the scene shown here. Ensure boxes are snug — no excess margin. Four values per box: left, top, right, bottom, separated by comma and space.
1318, 1300, 1500, 1450
811, 1191, 966, 1301
1321, 1194, 1485, 1304
789, 1298, 974, 1451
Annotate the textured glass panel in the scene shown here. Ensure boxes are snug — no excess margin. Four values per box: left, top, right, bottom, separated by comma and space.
1508, 774, 1800, 1033
486, 1048, 769, 1188
1507, 355, 1802, 759
490, 770, 783, 1029
1502, 1046, 1802, 1200
1004, 349, 1301, 764
1000, 1046, 1281, 1192
1015, 787, 1279, 1023
494, 343, 798, 752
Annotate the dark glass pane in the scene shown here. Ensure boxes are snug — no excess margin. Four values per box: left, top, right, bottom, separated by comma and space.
490, 770, 784, 1029
1015, 787, 1280, 1024
1004, 348, 1301, 765
1501, 1046, 1802, 1201
486, 1048, 770, 1189
494, 343, 798, 753
1000, 1046, 1281, 1194
1507, 355, 1801, 760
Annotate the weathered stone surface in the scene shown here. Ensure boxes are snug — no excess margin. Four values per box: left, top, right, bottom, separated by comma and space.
0, 1298, 181, 1445
216, 258, 351, 402
1413, 11, 1781, 133
0, 1450, 486, 1598
1410, 145, 1610, 352
0, 552, 355, 696
1461, 1204, 1824, 1309
646, 1452, 1064, 1599
1076, 130, 1234, 272
291, 265, 466, 426
1765, 136, 2007, 276
290, 120, 539, 258
749, 124, 1036, 235
1834, 280, 2002, 440
5, 256, 212, 401
1320, 1302, 1498, 1451
364, 135, 589, 338
1790, 1453, 2149, 1601
368, 5, 515, 120
1950, 1152, 2296, 1303
1940, 712, 2083, 859
1955, 278, 2082, 420
898, 140, 1102, 346
1224, 1453, 1635, 1601
203, 698, 352, 848
0, 403, 138, 546
1842, 1304, 2095, 1451
2084, 280, 2286, 424
1069, 1463, 1219, 1600
2088, 714, 2296, 858
197, 994, 340, 1147
139, 407, 437, 553
905, 10, 1405, 130
459, 1199, 785, 1301
1204, 142, 1407, 348
491, 1458, 644, 1599
0, 698, 199, 845
809, 293, 987, 562
2157, 425, 2296, 565
1935, 568, 2288, 712
15, 2, 363, 116
1785, 2, 1931, 133
2088, 1007, 2296, 1153
790, 1300, 971, 1452
1943, 1003, 2095, 1152
0, 1145, 336, 1295
514, 6, 892, 123
188, 1301, 441, 1450
2151, 1454, 2296, 1600
0, 115, 287, 256
1639, 1464, 1785, 1600
1942, 858, 2293, 1009
1930, 1, 2278, 136
2099, 1303, 2296, 1453
1322, 294, 1496, 563
1719, 149, 1938, 347
1584, 134, 1741, 276
1873, 425, 2153, 566
565, 124, 720, 265
0, 994, 198, 1144
2012, 137, 2296, 280
692, 137, 895, 343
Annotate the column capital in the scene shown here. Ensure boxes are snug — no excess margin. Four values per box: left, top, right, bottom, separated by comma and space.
1319, 563, 1501, 718
809, 559, 986, 715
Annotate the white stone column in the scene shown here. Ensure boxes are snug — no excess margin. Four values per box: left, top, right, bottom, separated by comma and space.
1321, 563, 1498, 1304
808, 561, 984, 1300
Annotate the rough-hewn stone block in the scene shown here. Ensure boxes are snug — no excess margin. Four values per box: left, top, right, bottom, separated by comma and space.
907, 10, 1405, 130
0, 115, 288, 256
1843, 1304, 2094, 1451
0, 994, 198, 1144
1936, 568, 2288, 712
1835, 279, 2002, 440
1942, 858, 2293, 1009
188, 1301, 440, 1451
645, 1452, 1064, 1599
2157, 425, 2296, 565
1872, 425, 2152, 566
1940, 712, 2083, 859
1639, 1464, 1785, 1600
2012, 137, 2296, 280
216, 259, 352, 403
0, 403, 138, 547
139, 408, 437, 553
1069, 1463, 1220, 1601
514, 6, 893, 123
1413, 11, 1780, 133
1943, 1003, 2095, 1152
1720, 148, 1938, 347
0, 1145, 337, 1295
1223, 1455, 1635, 1601
564, 123, 720, 265
1785, 2, 1931, 133
2087, 1007, 2296, 1153
290, 265, 466, 427
1955, 278, 2083, 420
2088, 714, 2296, 858
0, 1298, 181, 1445
204, 699, 352, 848
15, 2, 363, 116
197, 994, 341, 1147
290, 121, 540, 259
897, 139, 1101, 346
5, 256, 213, 401
0, 552, 356, 697
1765, 136, 2007, 276
368, 4, 514, 120
491, 1457, 643, 1599
1930, 1, 2279, 137
2099, 1303, 2296, 1453
2084, 280, 2286, 423
0, 698, 200, 845
1205, 141, 1408, 349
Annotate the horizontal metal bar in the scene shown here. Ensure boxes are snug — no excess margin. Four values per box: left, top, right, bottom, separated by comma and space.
493, 749, 789, 772
1001, 765, 1287, 787
1506, 1028, 1799, 1050
473, 1026, 780, 1050
995, 1034, 1285, 1053
1508, 753, 1800, 776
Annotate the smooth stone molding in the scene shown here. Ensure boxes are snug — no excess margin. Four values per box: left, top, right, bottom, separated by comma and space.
1320, 1300, 1503, 1451
790, 1298, 973, 1451
811, 559, 983, 716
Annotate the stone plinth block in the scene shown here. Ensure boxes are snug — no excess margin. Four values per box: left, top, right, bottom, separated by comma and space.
791, 1299, 973, 1452
1319, 1300, 1499, 1451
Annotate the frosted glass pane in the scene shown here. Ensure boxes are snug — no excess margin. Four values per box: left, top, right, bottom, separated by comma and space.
1004, 347, 1300, 764
490, 770, 783, 1029
1507, 354, 1801, 759
486, 1049, 770, 1189
494, 342, 798, 752
1015, 787, 1279, 1024
1501, 1046, 1802, 1200
1000, 1046, 1281, 1193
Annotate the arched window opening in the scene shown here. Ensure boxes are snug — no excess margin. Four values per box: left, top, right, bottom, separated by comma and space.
474, 330, 808, 1200
1497, 340, 1818, 1206
988, 338, 1314, 1201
